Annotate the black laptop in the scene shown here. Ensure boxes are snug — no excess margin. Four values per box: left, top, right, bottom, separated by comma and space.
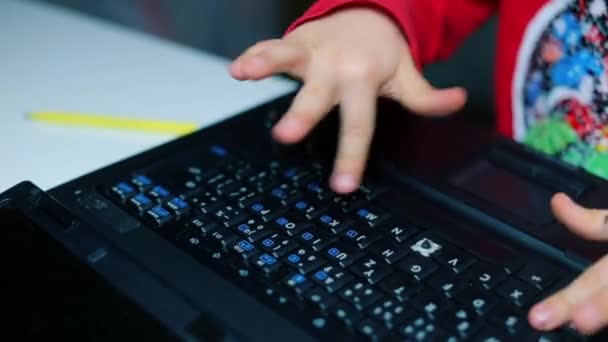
2, 91, 607, 341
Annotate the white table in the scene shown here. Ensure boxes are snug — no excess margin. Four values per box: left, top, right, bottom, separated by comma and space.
0, 0, 296, 192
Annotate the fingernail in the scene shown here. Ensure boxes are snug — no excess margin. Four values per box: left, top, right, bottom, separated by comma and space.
331, 173, 357, 193
531, 303, 555, 329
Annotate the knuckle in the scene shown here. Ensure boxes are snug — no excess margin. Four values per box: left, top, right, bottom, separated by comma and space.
344, 120, 371, 141
337, 57, 380, 83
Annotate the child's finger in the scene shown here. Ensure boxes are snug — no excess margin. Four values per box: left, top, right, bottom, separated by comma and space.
393, 62, 467, 116
230, 39, 281, 79
330, 85, 376, 194
571, 284, 608, 335
232, 41, 310, 81
529, 255, 608, 330
272, 79, 337, 144
551, 193, 608, 241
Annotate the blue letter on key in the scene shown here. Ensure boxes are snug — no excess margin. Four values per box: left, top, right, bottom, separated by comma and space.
314, 271, 328, 281
288, 254, 301, 263
302, 232, 314, 241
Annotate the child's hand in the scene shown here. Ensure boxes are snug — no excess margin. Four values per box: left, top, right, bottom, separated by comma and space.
529, 193, 608, 335
229, 8, 467, 193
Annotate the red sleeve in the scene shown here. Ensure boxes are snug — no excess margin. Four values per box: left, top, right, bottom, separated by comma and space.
287, 0, 498, 69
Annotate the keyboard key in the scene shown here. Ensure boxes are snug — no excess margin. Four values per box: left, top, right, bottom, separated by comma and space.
381, 220, 419, 243
305, 287, 338, 311
249, 200, 285, 222
341, 227, 383, 249
204, 172, 231, 191
318, 211, 346, 233
247, 170, 280, 192
292, 198, 325, 219
303, 180, 328, 199
378, 275, 422, 302
184, 229, 205, 249
298, 229, 335, 252
412, 292, 452, 319
396, 254, 439, 281
148, 185, 171, 201
455, 287, 496, 316
400, 316, 449, 341
517, 262, 559, 290
338, 281, 382, 310
145, 205, 172, 227
269, 183, 301, 205
472, 329, 507, 341
427, 273, 468, 298
111, 182, 136, 201
331, 302, 363, 327
409, 235, 444, 258
259, 233, 298, 258
435, 246, 476, 274
209, 144, 229, 157
356, 318, 388, 341
467, 262, 508, 290
132, 174, 153, 191
437, 306, 477, 328
129, 193, 154, 214
325, 243, 364, 267
253, 253, 281, 275
523, 331, 564, 342
496, 278, 538, 308
368, 298, 413, 329
331, 192, 366, 213
312, 264, 354, 293
355, 207, 389, 227
283, 248, 326, 274
488, 304, 525, 335
187, 191, 223, 214
209, 226, 239, 249
222, 159, 253, 178
224, 185, 260, 207
369, 239, 408, 264
350, 257, 392, 285
216, 178, 242, 196
166, 197, 190, 217
188, 216, 219, 236
283, 272, 313, 295
281, 166, 313, 184
273, 213, 310, 236
211, 205, 249, 227
232, 218, 272, 243
229, 239, 259, 261
503, 256, 526, 275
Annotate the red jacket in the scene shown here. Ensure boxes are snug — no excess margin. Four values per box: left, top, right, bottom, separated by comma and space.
288, 0, 608, 178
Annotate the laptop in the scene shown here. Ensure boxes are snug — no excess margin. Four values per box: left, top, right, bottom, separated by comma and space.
2, 91, 607, 341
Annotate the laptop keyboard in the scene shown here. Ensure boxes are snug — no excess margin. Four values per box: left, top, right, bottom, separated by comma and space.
105, 144, 583, 341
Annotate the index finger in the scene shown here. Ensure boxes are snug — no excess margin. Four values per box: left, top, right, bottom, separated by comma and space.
230, 40, 310, 81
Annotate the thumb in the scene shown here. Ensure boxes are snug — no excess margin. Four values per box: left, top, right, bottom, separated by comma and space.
551, 192, 608, 241
391, 63, 467, 116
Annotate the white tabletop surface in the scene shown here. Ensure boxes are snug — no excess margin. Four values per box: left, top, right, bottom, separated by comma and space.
0, 0, 296, 192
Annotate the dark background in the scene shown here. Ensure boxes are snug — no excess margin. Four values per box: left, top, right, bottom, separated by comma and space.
38, 0, 498, 122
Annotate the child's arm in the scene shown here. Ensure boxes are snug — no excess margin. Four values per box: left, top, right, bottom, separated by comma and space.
230, 1, 497, 194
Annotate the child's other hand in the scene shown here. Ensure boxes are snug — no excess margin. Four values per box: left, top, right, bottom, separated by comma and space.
229, 8, 467, 193
529, 193, 608, 335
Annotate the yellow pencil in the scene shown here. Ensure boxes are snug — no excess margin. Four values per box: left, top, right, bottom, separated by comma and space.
26, 111, 199, 136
